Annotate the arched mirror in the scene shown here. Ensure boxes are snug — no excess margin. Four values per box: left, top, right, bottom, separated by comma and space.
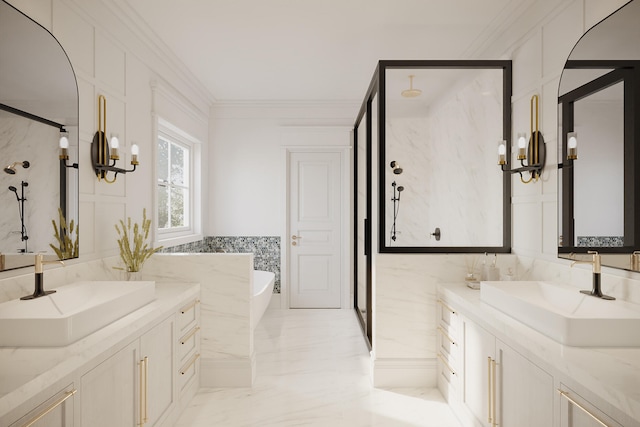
0, 0, 79, 270
558, 0, 640, 271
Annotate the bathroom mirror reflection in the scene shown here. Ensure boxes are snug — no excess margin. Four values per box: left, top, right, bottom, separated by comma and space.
378, 61, 511, 252
557, 0, 640, 271
0, 1, 79, 270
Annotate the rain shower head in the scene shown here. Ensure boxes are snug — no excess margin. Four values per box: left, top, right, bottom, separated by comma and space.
4, 161, 30, 174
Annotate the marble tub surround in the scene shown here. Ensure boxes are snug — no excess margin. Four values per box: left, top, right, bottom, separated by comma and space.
438, 282, 640, 425
144, 253, 257, 387
0, 282, 200, 422
161, 235, 282, 293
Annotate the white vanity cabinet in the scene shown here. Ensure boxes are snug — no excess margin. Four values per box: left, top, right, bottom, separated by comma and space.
79, 315, 174, 427
438, 284, 640, 427
9, 384, 76, 427
558, 384, 625, 427
462, 316, 554, 427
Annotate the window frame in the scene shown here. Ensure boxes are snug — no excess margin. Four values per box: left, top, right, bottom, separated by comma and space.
155, 117, 202, 246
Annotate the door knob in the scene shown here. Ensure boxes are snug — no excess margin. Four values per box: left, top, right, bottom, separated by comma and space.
292, 235, 302, 240
292, 241, 297, 246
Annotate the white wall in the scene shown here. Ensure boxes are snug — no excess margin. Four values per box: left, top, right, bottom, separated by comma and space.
208, 103, 356, 236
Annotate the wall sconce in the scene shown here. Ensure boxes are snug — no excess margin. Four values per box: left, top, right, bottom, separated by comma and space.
59, 129, 78, 169
567, 132, 578, 160
498, 94, 546, 183
92, 95, 138, 183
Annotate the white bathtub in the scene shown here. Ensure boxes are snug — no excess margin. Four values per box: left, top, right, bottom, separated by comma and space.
252, 270, 275, 328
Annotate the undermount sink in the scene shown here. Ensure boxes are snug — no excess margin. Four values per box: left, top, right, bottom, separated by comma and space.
0, 281, 155, 347
480, 281, 640, 347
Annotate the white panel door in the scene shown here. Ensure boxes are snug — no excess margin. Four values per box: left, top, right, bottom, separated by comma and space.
289, 151, 342, 308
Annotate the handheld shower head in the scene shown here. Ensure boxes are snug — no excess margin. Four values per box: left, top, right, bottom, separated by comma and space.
8, 185, 19, 201
4, 161, 30, 175
397, 186, 404, 192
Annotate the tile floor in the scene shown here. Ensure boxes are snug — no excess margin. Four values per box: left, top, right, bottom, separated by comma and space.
175, 309, 461, 427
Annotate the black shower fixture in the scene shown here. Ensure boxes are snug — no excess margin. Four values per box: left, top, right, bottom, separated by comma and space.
390, 161, 403, 175
390, 181, 405, 242
7, 181, 29, 252
3, 160, 30, 175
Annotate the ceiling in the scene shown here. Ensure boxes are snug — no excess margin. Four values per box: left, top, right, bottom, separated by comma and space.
122, 0, 528, 104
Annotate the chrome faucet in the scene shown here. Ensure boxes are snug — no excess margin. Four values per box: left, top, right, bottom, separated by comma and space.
20, 253, 64, 300
571, 251, 615, 300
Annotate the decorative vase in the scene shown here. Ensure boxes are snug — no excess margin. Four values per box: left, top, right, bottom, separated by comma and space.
125, 270, 142, 281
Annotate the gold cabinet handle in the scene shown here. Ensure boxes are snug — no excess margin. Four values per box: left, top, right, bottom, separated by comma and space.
437, 326, 456, 345
181, 353, 201, 375
558, 390, 610, 427
437, 299, 456, 315
139, 357, 149, 426
22, 389, 76, 427
180, 299, 200, 314
144, 356, 149, 424
491, 358, 498, 427
180, 326, 200, 345
437, 353, 456, 375
487, 357, 493, 424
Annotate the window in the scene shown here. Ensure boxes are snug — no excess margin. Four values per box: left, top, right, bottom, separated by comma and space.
156, 118, 201, 243
157, 132, 190, 230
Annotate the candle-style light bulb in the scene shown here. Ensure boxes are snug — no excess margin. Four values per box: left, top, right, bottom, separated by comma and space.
110, 134, 120, 160
59, 133, 69, 160
131, 143, 139, 165
498, 140, 507, 165
567, 132, 578, 160
517, 133, 527, 160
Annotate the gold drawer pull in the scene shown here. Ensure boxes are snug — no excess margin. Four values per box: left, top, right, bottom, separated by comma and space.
22, 389, 76, 427
180, 299, 200, 314
437, 326, 456, 345
558, 390, 610, 427
437, 299, 456, 315
437, 353, 456, 375
180, 326, 200, 345
180, 353, 201, 375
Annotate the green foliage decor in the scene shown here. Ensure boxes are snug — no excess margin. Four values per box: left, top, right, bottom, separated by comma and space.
50, 207, 79, 260
115, 208, 163, 272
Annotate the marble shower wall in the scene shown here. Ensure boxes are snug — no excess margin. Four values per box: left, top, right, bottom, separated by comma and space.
161, 236, 281, 293
0, 115, 59, 254
385, 69, 503, 247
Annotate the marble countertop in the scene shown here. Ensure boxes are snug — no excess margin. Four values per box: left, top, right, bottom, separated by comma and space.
0, 281, 200, 420
438, 282, 640, 423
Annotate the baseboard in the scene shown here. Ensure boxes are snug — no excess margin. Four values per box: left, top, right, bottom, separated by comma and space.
200, 354, 256, 387
372, 357, 437, 388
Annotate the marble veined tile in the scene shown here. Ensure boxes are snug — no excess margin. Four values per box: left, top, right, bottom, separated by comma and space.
175, 309, 461, 427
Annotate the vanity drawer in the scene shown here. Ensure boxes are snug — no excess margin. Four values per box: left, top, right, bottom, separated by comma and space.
437, 351, 459, 392
177, 326, 200, 366
437, 325, 460, 365
177, 298, 200, 335
437, 299, 460, 332
178, 353, 200, 393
